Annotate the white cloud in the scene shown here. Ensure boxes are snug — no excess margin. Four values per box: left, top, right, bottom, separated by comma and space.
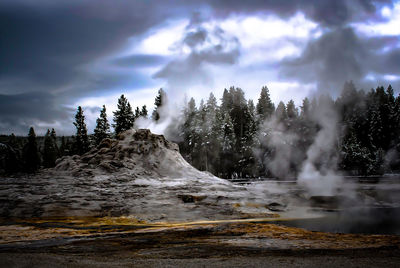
219, 12, 320, 48
352, 2, 400, 36
131, 19, 188, 55
217, 12, 321, 65
383, 74, 400, 81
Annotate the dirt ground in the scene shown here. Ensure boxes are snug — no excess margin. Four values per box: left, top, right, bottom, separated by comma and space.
1, 217, 399, 267
1, 251, 400, 268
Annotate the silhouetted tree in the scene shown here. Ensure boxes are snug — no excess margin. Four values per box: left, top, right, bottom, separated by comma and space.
256, 86, 275, 121
43, 129, 58, 168
152, 88, 166, 122
23, 127, 40, 173
59, 136, 67, 156
113, 95, 134, 134
73, 106, 89, 155
94, 105, 110, 145
134, 106, 140, 119
140, 105, 148, 118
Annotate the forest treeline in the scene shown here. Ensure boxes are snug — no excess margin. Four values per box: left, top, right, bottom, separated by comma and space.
1, 82, 399, 178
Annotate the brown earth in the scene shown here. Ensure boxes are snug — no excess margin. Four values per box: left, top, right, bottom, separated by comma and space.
0, 217, 399, 267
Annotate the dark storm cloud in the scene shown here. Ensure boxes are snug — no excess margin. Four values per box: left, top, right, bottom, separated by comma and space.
279, 28, 366, 93
0, 92, 74, 135
0, 0, 176, 96
371, 48, 400, 75
0, 0, 391, 95
0, 0, 187, 133
0, 0, 398, 134
202, 0, 393, 27
112, 54, 169, 68
279, 27, 400, 95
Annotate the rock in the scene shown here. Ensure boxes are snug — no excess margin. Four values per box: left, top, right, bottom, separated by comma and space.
178, 195, 207, 203
266, 202, 286, 212
309, 195, 340, 209
54, 129, 184, 177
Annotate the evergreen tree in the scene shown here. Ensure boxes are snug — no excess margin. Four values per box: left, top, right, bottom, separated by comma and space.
300, 98, 311, 119
23, 127, 40, 173
135, 106, 141, 119
191, 99, 206, 170
220, 111, 236, 178
50, 128, 56, 140
8, 133, 18, 149
152, 88, 166, 122
113, 95, 134, 134
50, 128, 59, 156
221, 88, 233, 113
256, 86, 275, 121
275, 101, 288, 123
94, 105, 111, 145
286, 99, 298, 130
340, 130, 374, 175
140, 105, 148, 118
180, 97, 197, 163
238, 99, 258, 177
59, 136, 67, 156
298, 97, 316, 154
73, 106, 89, 155
202, 93, 219, 172
286, 100, 298, 119
43, 129, 58, 168
1, 133, 21, 174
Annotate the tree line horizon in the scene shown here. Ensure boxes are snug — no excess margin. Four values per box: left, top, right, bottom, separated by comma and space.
1, 82, 399, 179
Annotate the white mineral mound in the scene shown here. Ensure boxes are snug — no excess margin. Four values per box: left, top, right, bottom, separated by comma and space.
3, 129, 276, 221
55, 129, 226, 182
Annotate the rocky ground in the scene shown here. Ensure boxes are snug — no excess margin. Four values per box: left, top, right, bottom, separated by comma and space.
0, 218, 399, 267
0, 129, 304, 222
1, 129, 400, 267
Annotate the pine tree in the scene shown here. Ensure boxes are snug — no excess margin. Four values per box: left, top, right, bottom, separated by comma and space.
59, 136, 67, 156
135, 106, 140, 119
23, 127, 40, 173
180, 98, 197, 162
340, 130, 374, 175
140, 105, 148, 118
275, 101, 288, 123
43, 129, 58, 168
152, 88, 166, 122
239, 99, 258, 177
220, 111, 236, 178
202, 93, 219, 172
286, 100, 298, 119
113, 95, 134, 134
50, 128, 56, 140
256, 86, 275, 121
94, 105, 111, 145
50, 128, 59, 156
221, 88, 233, 113
8, 133, 18, 149
300, 98, 311, 119
73, 106, 89, 155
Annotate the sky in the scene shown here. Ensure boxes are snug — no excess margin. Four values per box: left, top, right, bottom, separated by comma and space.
0, 0, 399, 135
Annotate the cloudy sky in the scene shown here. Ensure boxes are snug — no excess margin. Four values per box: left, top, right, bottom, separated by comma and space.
1, 0, 399, 135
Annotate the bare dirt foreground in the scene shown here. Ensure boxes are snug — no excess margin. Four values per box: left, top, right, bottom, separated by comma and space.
0, 217, 399, 268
